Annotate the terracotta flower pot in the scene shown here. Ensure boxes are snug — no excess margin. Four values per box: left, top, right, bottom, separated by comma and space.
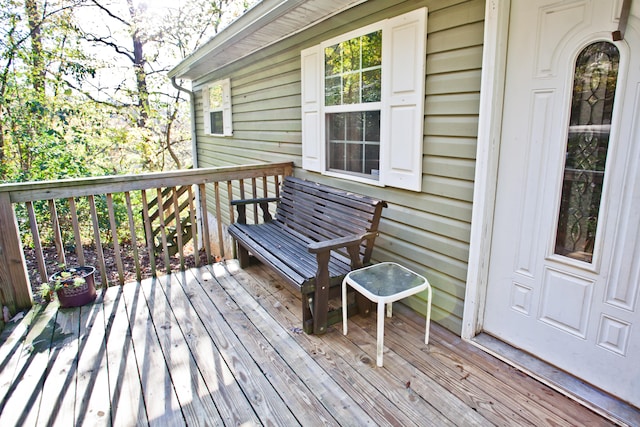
51, 266, 97, 308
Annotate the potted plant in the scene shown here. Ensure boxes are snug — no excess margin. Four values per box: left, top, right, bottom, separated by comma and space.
40, 265, 97, 308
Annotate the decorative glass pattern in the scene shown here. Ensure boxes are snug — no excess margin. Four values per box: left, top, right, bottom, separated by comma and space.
325, 31, 382, 179
554, 42, 619, 263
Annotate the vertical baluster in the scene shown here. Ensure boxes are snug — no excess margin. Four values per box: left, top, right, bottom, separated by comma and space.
239, 179, 245, 199
274, 175, 281, 199
141, 190, 157, 277
124, 192, 142, 282
68, 197, 85, 266
214, 182, 224, 260
198, 183, 212, 264
262, 176, 268, 198
156, 188, 171, 273
88, 195, 108, 287
172, 187, 185, 270
251, 177, 258, 223
48, 199, 66, 266
106, 194, 125, 285
187, 186, 199, 267
26, 201, 48, 284
227, 181, 234, 224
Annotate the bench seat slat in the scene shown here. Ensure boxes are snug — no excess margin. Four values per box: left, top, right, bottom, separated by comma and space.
230, 222, 352, 283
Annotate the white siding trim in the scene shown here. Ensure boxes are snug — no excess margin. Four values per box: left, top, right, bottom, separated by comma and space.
462, 0, 511, 340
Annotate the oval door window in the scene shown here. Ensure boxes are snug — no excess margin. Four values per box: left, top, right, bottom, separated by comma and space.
554, 41, 619, 263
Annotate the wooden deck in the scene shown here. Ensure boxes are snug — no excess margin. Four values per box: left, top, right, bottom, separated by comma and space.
0, 261, 619, 426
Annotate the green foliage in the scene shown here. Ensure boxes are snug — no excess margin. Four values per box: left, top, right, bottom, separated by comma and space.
0, 0, 255, 250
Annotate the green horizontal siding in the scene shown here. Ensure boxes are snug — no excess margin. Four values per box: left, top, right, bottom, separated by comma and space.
193, 0, 485, 334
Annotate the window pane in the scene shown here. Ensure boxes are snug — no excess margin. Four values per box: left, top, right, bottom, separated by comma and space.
345, 111, 363, 142
342, 73, 361, 104
325, 76, 342, 105
326, 111, 380, 179
324, 31, 381, 106
329, 141, 345, 170
362, 31, 382, 68
210, 111, 224, 134
554, 42, 619, 263
328, 112, 345, 140
346, 143, 363, 173
325, 44, 341, 76
364, 111, 380, 142
365, 144, 380, 175
362, 69, 381, 102
209, 84, 223, 109
341, 37, 361, 73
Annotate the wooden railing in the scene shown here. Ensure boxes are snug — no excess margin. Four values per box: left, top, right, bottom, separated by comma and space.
0, 162, 293, 315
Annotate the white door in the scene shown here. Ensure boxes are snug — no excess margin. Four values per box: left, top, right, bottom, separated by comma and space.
483, 0, 640, 407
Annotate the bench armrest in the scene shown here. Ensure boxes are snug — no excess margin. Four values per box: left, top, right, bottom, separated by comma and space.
230, 197, 280, 206
307, 231, 378, 253
231, 197, 279, 224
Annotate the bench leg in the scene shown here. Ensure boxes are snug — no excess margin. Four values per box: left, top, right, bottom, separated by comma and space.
236, 243, 251, 268
302, 295, 314, 334
312, 252, 331, 335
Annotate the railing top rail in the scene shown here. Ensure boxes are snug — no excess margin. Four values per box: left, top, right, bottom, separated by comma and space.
1, 162, 294, 203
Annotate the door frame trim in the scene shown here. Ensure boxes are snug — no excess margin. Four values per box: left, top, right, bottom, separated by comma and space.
461, 0, 511, 340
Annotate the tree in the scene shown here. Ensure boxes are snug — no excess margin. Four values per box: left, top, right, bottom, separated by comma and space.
67, 0, 258, 171
0, 0, 258, 181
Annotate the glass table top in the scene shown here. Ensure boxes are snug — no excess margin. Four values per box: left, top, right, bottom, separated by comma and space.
346, 262, 426, 297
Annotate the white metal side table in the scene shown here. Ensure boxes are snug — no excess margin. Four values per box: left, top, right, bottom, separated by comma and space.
342, 262, 432, 367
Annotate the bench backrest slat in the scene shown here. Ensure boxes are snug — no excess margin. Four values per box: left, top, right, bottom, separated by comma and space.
275, 177, 386, 264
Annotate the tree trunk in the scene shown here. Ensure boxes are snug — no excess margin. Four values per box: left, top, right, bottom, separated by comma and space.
127, 0, 149, 128
25, 0, 46, 97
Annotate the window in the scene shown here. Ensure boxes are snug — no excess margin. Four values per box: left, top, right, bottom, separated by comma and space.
554, 42, 619, 263
325, 31, 382, 178
301, 8, 427, 191
203, 78, 232, 136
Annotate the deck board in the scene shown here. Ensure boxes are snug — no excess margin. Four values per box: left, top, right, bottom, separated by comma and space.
185, 267, 328, 426
75, 297, 110, 425
0, 261, 623, 426
103, 285, 149, 426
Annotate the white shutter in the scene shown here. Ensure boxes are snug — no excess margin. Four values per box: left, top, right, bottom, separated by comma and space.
301, 45, 323, 172
202, 85, 211, 135
381, 7, 427, 191
221, 78, 233, 136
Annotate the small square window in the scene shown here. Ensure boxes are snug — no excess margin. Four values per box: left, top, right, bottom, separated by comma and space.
210, 111, 224, 135
203, 79, 232, 136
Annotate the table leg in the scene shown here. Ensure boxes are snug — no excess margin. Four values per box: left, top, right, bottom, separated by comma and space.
425, 283, 432, 345
342, 278, 348, 335
376, 301, 385, 367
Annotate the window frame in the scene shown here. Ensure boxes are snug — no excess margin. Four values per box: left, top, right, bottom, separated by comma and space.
322, 24, 383, 181
203, 78, 233, 137
301, 8, 427, 191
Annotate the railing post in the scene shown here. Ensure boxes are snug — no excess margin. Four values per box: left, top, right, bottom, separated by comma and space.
0, 192, 33, 314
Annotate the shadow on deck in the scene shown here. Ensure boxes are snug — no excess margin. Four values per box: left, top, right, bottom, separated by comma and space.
0, 261, 621, 426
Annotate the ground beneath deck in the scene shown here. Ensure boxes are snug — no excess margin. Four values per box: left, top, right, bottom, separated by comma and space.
0, 261, 620, 426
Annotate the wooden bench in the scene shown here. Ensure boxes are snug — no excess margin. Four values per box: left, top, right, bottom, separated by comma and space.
228, 176, 387, 334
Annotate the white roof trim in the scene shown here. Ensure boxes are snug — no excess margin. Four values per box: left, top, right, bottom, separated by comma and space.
169, 0, 368, 81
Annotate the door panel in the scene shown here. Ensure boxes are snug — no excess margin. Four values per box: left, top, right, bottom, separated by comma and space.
483, 0, 640, 407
